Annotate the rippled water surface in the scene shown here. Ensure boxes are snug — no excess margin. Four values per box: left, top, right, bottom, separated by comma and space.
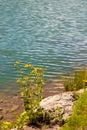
0, 0, 87, 89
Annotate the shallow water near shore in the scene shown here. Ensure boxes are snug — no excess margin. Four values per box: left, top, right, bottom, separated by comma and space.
0, 0, 87, 90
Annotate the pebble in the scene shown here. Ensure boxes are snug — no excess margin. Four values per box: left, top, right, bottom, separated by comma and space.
0, 100, 3, 103
0, 107, 3, 111
10, 105, 19, 112
11, 128, 18, 130
0, 115, 3, 120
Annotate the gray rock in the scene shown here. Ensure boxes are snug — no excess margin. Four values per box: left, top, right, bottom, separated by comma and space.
40, 92, 74, 122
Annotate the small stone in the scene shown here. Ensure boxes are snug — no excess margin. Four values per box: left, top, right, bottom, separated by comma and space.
10, 105, 19, 112
3, 109, 8, 114
0, 100, 3, 103
11, 128, 18, 130
0, 115, 3, 120
0, 108, 3, 111
13, 96, 19, 99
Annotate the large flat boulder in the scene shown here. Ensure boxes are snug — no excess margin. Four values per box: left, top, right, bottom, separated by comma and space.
40, 92, 74, 121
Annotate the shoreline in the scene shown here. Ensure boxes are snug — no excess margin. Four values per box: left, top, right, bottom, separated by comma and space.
0, 82, 65, 122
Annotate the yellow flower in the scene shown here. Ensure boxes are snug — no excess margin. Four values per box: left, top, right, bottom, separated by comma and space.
34, 68, 38, 72
16, 79, 21, 83
32, 68, 37, 74
24, 63, 32, 68
21, 92, 24, 96
38, 67, 43, 70
21, 81, 26, 85
35, 84, 38, 87
4, 121, 11, 125
16, 60, 20, 64
41, 79, 44, 85
23, 76, 29, 80
29, 93, 32, 97
83, 80, 87, 83
3, 121, 12, 128
36, 73, 40, 76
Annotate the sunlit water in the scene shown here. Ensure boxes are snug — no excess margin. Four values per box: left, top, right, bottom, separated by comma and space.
0, 0, 87, 90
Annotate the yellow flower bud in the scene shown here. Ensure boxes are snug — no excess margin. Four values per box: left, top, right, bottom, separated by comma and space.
24, 64, 32, 68
16, 79, 21, 83
16, 60, 20, 64
24, 76, 29, 80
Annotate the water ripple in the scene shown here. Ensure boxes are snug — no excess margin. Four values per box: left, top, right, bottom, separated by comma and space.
0, 0, 87, 88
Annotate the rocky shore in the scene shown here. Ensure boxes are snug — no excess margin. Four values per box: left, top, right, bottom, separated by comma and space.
0, 82, 64, 122
0, 83, 86, 130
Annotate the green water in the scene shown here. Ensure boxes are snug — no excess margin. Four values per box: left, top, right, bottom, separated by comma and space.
0, 0, 87, 89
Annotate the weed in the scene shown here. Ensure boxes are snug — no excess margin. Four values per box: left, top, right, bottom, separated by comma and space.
14, 61, 46, 128
64, 68, 87, 91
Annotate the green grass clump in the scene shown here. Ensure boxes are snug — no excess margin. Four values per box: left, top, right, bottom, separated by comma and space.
64, 69, 87, 91
61, 91, 87, 130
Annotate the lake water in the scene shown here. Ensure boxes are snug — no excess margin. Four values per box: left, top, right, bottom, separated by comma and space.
0, 0, 87, 90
